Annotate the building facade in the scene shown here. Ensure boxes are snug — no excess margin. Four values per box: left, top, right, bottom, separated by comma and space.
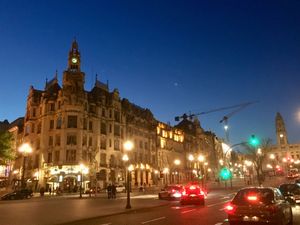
9, 41, 223, 192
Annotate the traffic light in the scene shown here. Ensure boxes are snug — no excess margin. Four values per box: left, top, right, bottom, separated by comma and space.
249, 135, 260, 147
219, 167, 232, 180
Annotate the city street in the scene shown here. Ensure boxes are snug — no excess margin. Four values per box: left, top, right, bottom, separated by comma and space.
1, 178, 300, 225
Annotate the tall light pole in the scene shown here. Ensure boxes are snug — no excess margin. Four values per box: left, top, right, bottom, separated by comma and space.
79, 164, 89, 198
198, 154, 205, 188
123, 140, 133, 209
269, 154, 276, 176
174, 159, 181, 184
18, 143, 32, 188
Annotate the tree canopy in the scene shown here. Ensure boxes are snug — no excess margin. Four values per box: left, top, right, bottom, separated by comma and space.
0, 131, 14, 164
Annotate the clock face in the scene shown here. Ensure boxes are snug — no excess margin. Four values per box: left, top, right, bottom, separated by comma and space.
72, 57, 78, 64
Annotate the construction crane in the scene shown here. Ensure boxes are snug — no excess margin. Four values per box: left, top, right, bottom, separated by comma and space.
175, 101, 258, 142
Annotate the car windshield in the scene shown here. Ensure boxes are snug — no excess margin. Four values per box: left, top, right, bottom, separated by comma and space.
232, 188, 274, 205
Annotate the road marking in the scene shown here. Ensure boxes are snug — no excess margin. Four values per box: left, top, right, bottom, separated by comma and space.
181, 209, 196, 214
215, 223, 223, 225
219, 208, 225, 211
100, 223, 112, 225
207, 200, 229, 207
141, 217, 166, 224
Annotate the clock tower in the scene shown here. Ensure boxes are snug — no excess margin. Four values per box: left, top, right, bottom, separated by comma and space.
275, 112, 288, 146
62, 40, 85, 95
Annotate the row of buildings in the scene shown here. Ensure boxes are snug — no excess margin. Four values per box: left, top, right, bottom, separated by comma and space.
0, 41, 225, 192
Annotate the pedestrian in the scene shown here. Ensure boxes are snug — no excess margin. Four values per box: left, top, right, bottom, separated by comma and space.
111, 184, 117, 199
107, 184, 112, 199
40, 187, 45, 197
49, 187, 52, 196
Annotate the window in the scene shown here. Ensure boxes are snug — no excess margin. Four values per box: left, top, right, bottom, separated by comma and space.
47, 152, 52, 163
67, 135, 77, 145
100, 153, 106, 166
36, 138, 40, 150
67, 116, 77, 128
49, 136, 53, 146
58, 101, 61, 109
55, 135, 60, 146
66, 150, 76, 162
83, 118, 87, 130
34, 155, 39, 168
109, 124, 112, 133
114, 139, 120, 150
109, 109, 112, 118
89, 121, 93, 131
37, 123, 41, 133
32, 108, 36, 117
31, 124, 35, 133
82, 136, 87, 146
56, 117, 62, 129
50, 120, 54, 130
114, 124, 120, 136
89, 137, 92, 146
114, 111, 120, 122
160, 138, 166, 148
82, 151, 87, 161
54, 151, 60, 162
100, 138, 106, 149
49, 103, 55, 111
101, 122, 106, 134
102, 108, 106, 117
25, 125, 30, 135
109, 139, 112, 148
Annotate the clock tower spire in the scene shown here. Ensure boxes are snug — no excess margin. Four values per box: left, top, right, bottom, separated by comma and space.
68, 39, 81, 71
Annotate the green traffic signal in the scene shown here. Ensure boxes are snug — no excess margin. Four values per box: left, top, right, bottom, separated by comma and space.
249, 135, 260, 147
219, 167, 232, 180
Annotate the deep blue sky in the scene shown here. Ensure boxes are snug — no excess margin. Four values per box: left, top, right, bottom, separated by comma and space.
1, 0, 300, 145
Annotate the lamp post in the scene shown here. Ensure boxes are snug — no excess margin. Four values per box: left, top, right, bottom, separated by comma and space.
18, 143, 32, 188
79, 164, 89, 198
188, 154, 194, 181
269, 154, 276, 176
198, 155, 205, 188
174, 159, 181, 184
123, 140, 133, 209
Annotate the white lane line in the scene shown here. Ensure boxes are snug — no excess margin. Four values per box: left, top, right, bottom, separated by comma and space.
181, 209, 196, 214
100, 223, 112, 225
141, 217, 166, 224
219, 208, 225, 211
207, 200, 229, 207
215, 223, 223, 225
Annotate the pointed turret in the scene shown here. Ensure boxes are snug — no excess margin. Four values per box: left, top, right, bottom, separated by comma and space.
68, 39, 81, 71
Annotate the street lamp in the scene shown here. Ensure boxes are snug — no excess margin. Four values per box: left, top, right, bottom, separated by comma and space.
123, 140, 133, 209
18, 143, 32, 188
174, 159, 181, 184
79, 164, 89, 198
197, 155, 205, 188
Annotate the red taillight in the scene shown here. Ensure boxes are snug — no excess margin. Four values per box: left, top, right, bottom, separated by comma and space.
200, 190, 205, 195
247, 195, 258, 201
182, 190, 187, 196
224, 203, 236, 214
171, 189, 175, 193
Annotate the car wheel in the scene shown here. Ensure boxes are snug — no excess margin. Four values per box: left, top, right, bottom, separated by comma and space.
9, 196, 15, 200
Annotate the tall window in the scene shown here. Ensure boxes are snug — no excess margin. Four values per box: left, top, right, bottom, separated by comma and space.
55, 135, 61, 146
67, 116, 77, 128
100, 153, 106, 166
102, 108, 106, 117
49, 136, 53, 146
54, 151, 60, 162
47, 152, 52, 163
109, 139, 112, 148
83, 118, 87, 130
82, 135, 87, 146
114, 139, 120, 150
100, 138, 106, 149
49, 103, 55, 111
114, 111, 120, 122
89, 121, 93, 131
66, 150, 76, 162
56, 117, 62, 129
89, 137, 92, 146
101, 122, 106, 134
114, 125, 120, 136
67, 135, 77, 145
50, 120, 54, 130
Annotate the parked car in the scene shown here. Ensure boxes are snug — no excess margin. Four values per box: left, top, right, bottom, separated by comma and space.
224, 187, 293, 225
180, 183, 205, 205
116, 185, 126, 193
158, 185, 183, 200
1, 189, 33, 200
279, 183, 300, 204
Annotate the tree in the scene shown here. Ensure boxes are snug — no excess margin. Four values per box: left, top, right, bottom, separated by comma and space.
243, 138, 272, 185
0, 131, 14, 164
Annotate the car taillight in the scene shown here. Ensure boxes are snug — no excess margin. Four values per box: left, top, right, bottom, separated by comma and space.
247, 195, 258, 201
171, 189, 175, 193
224, 203, 236, 214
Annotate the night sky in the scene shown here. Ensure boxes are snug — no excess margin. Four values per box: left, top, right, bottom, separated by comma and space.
1, 0, 300, 145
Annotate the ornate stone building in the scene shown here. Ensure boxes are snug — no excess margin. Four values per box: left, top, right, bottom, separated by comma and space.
10, 41, 223, 191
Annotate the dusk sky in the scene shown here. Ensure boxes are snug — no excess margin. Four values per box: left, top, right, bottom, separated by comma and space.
1, 1, 300, 145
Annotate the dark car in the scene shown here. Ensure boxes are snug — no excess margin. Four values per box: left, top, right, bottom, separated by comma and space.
279, 183, 300, 204
180, 183, 205, 205
158, 185, 183, 200
224, 187, 293, 225
1, 189, 33, 200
